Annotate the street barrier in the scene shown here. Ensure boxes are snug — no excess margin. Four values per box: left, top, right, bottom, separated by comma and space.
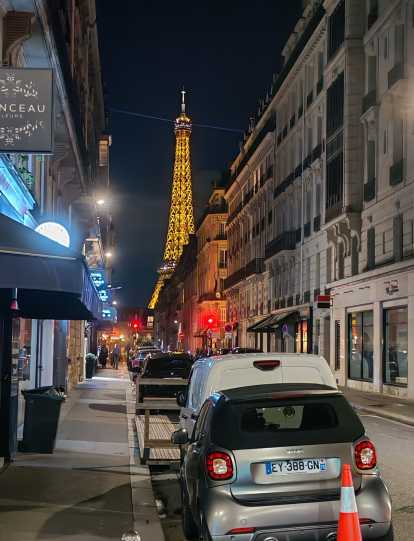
337, 464, 362, 541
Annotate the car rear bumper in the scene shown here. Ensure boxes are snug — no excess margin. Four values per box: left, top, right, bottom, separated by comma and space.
201, 475, 391, 538
211, 522, 391, 541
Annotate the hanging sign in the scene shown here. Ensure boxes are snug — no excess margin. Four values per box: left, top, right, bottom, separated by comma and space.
90, 270, 106, 290
98, 289, 109, 302
35, 222, 70, 247
0, 68, 54, 153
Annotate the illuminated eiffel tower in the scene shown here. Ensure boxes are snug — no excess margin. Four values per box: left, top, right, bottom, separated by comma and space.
148, 89, 195, 309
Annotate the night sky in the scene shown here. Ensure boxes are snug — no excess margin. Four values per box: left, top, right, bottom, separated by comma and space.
96, 0, 303, 308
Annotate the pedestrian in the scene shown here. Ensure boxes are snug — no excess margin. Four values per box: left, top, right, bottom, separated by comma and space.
112, 344, 121, 369
99, 344, 109, 368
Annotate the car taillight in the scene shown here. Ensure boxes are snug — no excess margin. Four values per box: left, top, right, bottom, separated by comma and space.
227, 528, 255, 534
355, 441, 377, 470
206, 451, 233, 480
134, 360, 139, 367
253, 360, 280, 371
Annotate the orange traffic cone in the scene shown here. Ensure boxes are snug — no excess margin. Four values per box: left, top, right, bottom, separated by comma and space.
337, 464, 362, 541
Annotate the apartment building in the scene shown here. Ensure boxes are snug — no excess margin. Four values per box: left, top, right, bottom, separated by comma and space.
225, 0, 414, 398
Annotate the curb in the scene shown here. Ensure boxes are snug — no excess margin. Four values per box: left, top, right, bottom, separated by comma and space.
124, 370, 166, 541
351, 403, 414, 428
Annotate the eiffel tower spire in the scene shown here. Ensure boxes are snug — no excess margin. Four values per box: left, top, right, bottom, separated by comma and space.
149, 89, 195, 309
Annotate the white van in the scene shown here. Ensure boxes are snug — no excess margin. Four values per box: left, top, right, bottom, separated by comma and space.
178, 353, 336, 437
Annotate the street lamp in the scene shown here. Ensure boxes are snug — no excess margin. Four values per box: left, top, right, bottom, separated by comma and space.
97, 199, 106, 205
112, 301, 117, 305
105, 252, 113, 258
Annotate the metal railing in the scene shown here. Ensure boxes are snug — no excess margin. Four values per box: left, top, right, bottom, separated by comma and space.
307, 90, 314, 108
314, 214, 321, 232
390, 160, 404, 186
265, 231, 295, 260
304, 221, 311, 238
362, 89, 377, 114
224, 266, 246, 290
246, 258, 264, 277
388, 62, 404, 90
364, 178, 376, 202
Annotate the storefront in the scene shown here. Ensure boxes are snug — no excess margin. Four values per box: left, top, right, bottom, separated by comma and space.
330, 261, 414, 397
0, 214, 101, 461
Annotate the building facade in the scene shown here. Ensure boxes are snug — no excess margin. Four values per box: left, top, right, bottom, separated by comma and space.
224, 0, 414, 398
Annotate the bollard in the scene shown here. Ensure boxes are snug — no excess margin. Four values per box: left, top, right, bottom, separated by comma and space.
121, 530, 141, 541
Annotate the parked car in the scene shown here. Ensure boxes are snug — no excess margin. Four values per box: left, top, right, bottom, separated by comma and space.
131, 347, 161, 377
173, 383, 393, 541
137, 352, 194, 401
215, 348, 232, 355
18, 348, 30, 381
231, 347, 263, 354
177, 353, 337, 441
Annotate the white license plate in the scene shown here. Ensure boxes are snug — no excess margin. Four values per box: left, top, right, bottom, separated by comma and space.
266, 458, 327, 475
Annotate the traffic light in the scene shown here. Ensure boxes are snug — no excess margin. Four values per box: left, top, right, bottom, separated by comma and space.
206, 315, 217, 329
132, 321, 140, 329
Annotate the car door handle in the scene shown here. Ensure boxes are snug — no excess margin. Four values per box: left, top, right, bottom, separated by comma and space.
181, 414, 188, 420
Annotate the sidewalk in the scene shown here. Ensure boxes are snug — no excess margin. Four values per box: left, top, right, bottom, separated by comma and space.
340, 385, 414, 427
0, 365, 164, 541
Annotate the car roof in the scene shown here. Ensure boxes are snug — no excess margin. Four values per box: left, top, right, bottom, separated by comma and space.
215, 383, 339, 403
148, 352, 193, 360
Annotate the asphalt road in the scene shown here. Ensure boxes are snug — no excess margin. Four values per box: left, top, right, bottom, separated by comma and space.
153, 414, 414, 541
360, 413, 414, 541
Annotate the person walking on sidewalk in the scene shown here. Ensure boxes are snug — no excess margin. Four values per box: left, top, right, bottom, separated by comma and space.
99, 344, 109, 368
112, 345, 121, 369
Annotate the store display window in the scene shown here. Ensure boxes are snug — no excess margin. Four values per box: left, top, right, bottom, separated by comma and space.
349, 311, 373, 381
384, 307, 408, 386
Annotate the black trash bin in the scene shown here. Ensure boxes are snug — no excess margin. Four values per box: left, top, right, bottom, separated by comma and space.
18, 386, 66, 454
85, 356, 96, 379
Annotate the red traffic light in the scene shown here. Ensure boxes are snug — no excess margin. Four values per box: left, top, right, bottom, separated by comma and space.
206, 316, 216, 329
132, 321, 140, 329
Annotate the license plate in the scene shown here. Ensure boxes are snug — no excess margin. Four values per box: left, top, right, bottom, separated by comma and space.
266, 458, 327, 475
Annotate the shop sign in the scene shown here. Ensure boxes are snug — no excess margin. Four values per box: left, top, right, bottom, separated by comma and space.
299, 307, 310, 319
90, 270, 106, 290
35, 221, 70, 247
102, 307, 117, 321
98, 289, 109, 302
0, 68, 54, 153
317, 295, 331, 309
225, 332, 233, 339
385, 280, 399, 295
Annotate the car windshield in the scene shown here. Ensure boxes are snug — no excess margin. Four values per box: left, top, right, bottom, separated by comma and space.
211, 395, 364, 450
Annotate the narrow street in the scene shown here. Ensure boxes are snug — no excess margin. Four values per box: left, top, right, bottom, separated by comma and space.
0, 368, 136, 541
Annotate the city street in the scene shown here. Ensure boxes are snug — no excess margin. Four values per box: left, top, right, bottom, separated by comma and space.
154, 413, 414, 541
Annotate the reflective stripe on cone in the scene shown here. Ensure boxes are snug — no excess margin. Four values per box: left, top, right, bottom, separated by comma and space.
337, 464, 362, 541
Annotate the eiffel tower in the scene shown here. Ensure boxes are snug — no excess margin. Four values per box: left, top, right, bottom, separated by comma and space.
148, 89, 195, 309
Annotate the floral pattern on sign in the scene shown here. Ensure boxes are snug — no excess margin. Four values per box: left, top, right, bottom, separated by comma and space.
0, 74, 38, 98
0, 121, 43, 146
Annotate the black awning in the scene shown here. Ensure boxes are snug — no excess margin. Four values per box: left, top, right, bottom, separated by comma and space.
247, 310, 299, 333
0, 213, 101, 320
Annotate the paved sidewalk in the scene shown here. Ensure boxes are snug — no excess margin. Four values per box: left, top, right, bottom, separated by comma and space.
0, 365, 164, 541
340, 385, 414, 427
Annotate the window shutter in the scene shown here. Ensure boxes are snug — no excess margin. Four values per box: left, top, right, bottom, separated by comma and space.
3, 12, 36, 66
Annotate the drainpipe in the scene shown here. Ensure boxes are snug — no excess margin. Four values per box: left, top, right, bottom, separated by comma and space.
300, 77, 305, 304
70, 0, 75, 76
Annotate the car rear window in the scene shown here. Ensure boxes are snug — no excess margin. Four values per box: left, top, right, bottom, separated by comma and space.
211, 395, 364, 450
146, 358, 192, 374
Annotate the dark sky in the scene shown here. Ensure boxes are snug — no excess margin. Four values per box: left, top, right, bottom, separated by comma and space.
96, 0, 303, 308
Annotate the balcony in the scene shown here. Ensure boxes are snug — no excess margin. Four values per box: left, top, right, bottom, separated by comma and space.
215, 233, 227, 241
313, 288, 321, 302
388, 62, 404, 90
295, 164, 302, 179
287, 296, 294, 307
307, 90, 314, 108
303, 154, 312, 170
362, 89, 377, 114
283, 125, 288, 139
246, 258, 264, 277
367, 2, 378, 30
364, 178, 376, 202
303, 291, 311, 304
265, 231, 295, 260
390, 160, 404, 186
317, 76, 324, 96
224, 266, 246, 290
286, 172, 294, 187
290, 114, 296, 129
304, 221, 311, 238
198, 292, 218, 303
218, 261, 227, 269
266, 164, 274, 180
277, 133, 282, 146
314, 214, 321, 232
274, 180, 286, 199
325, 200, 343, 223
295, 228, 301, 243
312, 144, 322, 162
260, 174, 266, 187
298, 105, 303, 119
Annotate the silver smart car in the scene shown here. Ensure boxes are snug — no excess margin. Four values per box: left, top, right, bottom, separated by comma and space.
172, 383, 393, 541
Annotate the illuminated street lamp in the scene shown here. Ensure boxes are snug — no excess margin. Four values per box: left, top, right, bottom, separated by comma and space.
105, 252, 113, 258
112, 301, 117, 306
97, 199, 106, 205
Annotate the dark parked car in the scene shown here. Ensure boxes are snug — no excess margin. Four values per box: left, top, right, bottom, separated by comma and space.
215, 348, 232, 355
231, 347, 263, 354
137, 352, 194, 400
173, 383, 393, 541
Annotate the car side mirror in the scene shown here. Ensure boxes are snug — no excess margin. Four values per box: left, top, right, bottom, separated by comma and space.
176, 391, 186, 408
171, 428, 188, 445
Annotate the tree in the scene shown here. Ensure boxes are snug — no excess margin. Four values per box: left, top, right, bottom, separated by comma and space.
137, 336, 153, 347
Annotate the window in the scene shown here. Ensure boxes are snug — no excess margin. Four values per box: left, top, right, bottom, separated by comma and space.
393, 215, 403, 263
193, 401, 213, 442
384, 307, 408, 386
328, 0, 345, 59
295, 321, 308, 353
335, 320, 341, 370
384, 36, 388, 59
367, 227, 375, 270
349, 311, 374, 381
147, 316, 154, 328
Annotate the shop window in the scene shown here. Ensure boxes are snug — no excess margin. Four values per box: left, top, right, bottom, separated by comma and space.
349, 311, 374, 381
147, 316, 154, 328
384, 307, 408, 386
295, 321, 308, 353
335, 320, 341, 370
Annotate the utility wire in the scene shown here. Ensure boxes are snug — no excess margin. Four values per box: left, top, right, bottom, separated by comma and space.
109, 108, 244, 133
